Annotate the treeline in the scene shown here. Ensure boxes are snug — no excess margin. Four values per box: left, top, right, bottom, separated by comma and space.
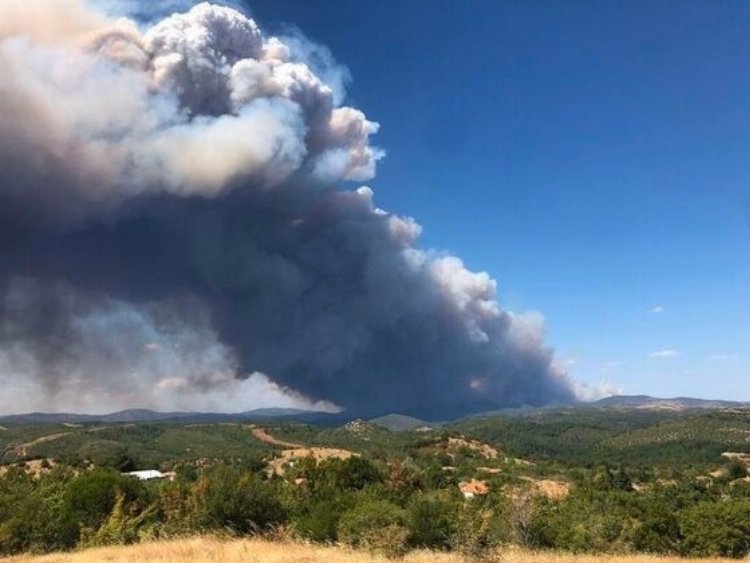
1, 457, 750, 559
531, 466, 750, 558
450, 410, 749, 469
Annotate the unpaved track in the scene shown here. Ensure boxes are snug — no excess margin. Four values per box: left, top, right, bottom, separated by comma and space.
250, 427, 304, 448
250, 426, 356, 476
11, 432, 71, 457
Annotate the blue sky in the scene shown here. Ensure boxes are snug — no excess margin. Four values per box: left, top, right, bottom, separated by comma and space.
238, 0, 750, 401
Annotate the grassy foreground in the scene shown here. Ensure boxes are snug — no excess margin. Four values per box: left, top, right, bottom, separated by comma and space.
4, 537, 743, 563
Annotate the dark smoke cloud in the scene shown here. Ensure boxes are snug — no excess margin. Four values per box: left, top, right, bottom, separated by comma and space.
0, 1, 575, 417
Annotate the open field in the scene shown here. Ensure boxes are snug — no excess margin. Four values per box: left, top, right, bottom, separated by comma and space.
4, 537, 744, 563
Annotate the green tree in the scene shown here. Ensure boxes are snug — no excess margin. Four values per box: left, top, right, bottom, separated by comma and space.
192, 466, 285, 534
0, 466, 78, 555
291, 497, 352, 542
81, 491, 158, 547
63, 469, 146, 532
338, 498, 408, 557
679, 500, 750, 558
407, 491, 459, 549
633, 508, 681, 554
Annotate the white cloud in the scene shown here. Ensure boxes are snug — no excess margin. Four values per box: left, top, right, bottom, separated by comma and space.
708, 354, 738, 362
650, 306, 664, 314
650, 349, 680, 358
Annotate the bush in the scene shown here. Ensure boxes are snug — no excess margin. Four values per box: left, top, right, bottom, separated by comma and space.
0, 467, 78, 554
312, 457, 382, 492
449, 504, 506, 559
192, 467, 286, 534
156, 481, 195, 536
407, 492, 459, 549
723, 460, 748, 482
527, 491, 636, 553
80, 491, 157, 547
338, 499, 408, 557
679, 500, 750, 558
291, 497, 351, 542
63, 469, 146, 532
633, 509, 681, 554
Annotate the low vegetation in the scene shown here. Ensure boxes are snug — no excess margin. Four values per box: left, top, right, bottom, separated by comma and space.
5, 536, 744, 562
1, 408, 749, 560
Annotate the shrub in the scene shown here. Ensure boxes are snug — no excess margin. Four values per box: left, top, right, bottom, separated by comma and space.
723, 460, 748, 482
80, 491, 157, 547
449, 504, 505, 559
191, 467, 286, 534
63, 469, 146, 532
0, 467, 78, 554
407, 492, 459, 549
292, 498, 351, 542
338, 499, 408, 557
632, 509, 681, 554
679, 500, 750, 558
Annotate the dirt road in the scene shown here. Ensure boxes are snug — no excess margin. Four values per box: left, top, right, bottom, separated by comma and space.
250, 426, 357, 476
11, 432, 71, 457
250, 426, 305, 448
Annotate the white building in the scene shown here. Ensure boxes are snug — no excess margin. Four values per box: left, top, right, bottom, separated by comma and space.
124, 470, 174, 481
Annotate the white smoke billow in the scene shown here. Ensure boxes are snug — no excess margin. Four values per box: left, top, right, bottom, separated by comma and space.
0, 0, 575, 417
0, 1, 381, 222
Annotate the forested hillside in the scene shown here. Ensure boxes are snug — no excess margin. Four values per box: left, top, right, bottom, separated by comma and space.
1, 407, 750, 559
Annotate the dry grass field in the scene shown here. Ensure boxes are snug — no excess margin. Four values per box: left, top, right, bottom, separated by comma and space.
4, 537, 745, 563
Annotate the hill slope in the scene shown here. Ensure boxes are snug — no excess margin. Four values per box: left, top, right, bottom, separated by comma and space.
0, 408, 336, 426
591, 395, 748, 410
369, 413, 431, 431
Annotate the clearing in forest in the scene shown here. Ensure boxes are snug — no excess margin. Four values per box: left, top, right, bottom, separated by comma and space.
250, 426, 357, 476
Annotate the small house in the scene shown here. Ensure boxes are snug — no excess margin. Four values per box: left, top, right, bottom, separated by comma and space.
124, 470, 174, 481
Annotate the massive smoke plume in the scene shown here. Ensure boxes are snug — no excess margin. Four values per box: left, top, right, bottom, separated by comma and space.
0, 0, 575, 417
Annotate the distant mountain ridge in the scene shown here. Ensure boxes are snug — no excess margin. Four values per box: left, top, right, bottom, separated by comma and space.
1, 395, 747, 426
589, 395, 749, 410
369, 413, 432, 432
0, 407, 339, 426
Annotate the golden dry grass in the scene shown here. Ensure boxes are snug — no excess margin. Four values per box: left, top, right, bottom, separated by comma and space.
446, 436, 500, 459
3, 537, 745, 563
267, 447, 356, 476
517, 476, 572, 500
250, 427, 304, 449
250, 426, 357, 476
0, 459, 56, 479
